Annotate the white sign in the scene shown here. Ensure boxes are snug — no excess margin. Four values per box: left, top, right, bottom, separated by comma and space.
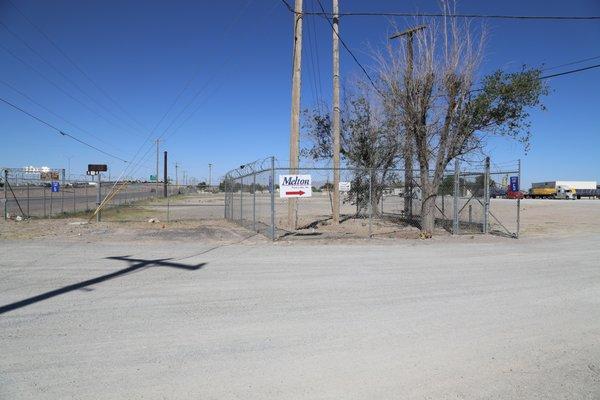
339, 181, 351, 192
279, 175, 312, 198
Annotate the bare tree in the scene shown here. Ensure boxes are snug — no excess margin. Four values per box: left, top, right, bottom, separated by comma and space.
302, 83, 402, 215
377, 6, 548, 236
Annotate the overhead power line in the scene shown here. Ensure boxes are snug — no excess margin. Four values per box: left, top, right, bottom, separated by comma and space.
0, 96, 128, 163
280, 1, 600, 20
0, 78, 115, 147
0, 21, 145, 139
314, 0, 383, 96
0, 42, 145, 139
542, 55, 600, 72
6, 0, 149, 133
540, 63, 600, 79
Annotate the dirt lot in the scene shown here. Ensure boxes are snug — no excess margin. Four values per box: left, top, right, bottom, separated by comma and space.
2, 195, 600, 242
1, 195, 600, 399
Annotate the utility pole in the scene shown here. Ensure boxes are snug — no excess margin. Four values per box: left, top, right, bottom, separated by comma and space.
163, 151, 168, 197
332, 0, 341, 224
175, 162, 179, 187
155, 138, 160, 197
288, 0, 303, 230
390, 25, 426, 220
208, 163, 212, 187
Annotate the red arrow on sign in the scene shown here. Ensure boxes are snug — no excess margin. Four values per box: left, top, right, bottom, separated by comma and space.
285, 190, 305, 196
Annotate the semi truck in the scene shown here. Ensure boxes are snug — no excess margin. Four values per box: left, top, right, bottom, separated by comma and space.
527, 181, 597, 199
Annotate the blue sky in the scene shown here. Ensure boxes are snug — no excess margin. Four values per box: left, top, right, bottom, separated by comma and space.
0, 0, 599, 186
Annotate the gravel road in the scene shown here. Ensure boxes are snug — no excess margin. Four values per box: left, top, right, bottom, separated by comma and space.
1, 234, 599, 399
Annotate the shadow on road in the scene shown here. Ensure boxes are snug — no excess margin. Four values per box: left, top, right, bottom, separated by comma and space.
0, 256, 206, 315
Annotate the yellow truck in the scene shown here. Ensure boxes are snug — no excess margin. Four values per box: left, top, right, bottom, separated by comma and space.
528, 181, 597, 199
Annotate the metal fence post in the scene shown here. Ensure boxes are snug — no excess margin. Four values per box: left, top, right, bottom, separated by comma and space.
517, 159, 521, 238
483, 156, 490, 234
453, 159, 460, 234
3, 169, 7, 220
240, 177, 243, 224
252, 172, 256, 232
223, 177, 228, 219
96, 173, 101, 222
368, 168, 373, 238
27, 182, 30, 217
50, 185, 53, 217
43, 186, 47, 218
270, 156, 276, 240
85, 185, 89, 211
167, 182, 170, 222
73, 184, 76, 213
61, 169, 65, 214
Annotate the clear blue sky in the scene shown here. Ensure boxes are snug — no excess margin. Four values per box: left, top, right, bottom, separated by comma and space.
0, 0, 599, 186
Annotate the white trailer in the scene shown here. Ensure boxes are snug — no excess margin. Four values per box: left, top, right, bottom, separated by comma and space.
532, 181, 597, 190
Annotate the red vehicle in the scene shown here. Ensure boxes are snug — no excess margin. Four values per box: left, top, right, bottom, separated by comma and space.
507, 190, 524, 199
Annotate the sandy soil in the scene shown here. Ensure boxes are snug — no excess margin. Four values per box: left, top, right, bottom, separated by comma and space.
3, 194, 600, 243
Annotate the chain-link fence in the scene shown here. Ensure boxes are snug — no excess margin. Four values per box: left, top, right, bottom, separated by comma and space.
1, 167, 198, 221
224, 157, 522, 240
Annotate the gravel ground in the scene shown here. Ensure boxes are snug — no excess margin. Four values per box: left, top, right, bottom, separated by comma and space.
1, 233, 599, 399
1, 197, 600, 399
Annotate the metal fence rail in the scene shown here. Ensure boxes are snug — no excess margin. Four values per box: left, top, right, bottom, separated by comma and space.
224, 157, 521, 240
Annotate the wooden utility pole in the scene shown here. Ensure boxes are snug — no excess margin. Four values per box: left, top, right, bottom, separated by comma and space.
390, 25, 426, 220
288, 0, 303, 230
332, 0, 341, 224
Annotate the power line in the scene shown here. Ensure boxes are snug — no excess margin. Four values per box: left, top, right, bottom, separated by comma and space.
0, 96, 128, 163
542, 55, 600, 72
0, 20, 146, 139
119, 0, 257, 182
314, 0, 383, 96
469, 63, 600, 93
304, 1, 324, 114
0, 42, 143, 138
5, 0, 149, 133
0, 78, 115, 147
279, 2, 600, 20
540, 63, 600, 79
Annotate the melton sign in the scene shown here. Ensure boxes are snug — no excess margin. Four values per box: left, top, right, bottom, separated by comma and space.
279, 175, 312, 198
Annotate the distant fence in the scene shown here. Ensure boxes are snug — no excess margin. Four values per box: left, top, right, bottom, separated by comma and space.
1, 167, 194, 219
223, 157, 521, 240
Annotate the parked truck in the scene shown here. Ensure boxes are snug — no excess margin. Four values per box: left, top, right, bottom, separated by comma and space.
527, 181, 597, 200
573, 188, 600, 199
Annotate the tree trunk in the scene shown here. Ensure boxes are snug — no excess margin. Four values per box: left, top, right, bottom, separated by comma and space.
403, 140, 413, 219
420, 176, 436, 237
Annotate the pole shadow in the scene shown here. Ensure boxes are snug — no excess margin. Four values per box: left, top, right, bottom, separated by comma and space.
0, 256, 206, 315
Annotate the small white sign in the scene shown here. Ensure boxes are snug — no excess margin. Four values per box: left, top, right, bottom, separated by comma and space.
279, 175, 312, 198
339, 181, 351, 192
